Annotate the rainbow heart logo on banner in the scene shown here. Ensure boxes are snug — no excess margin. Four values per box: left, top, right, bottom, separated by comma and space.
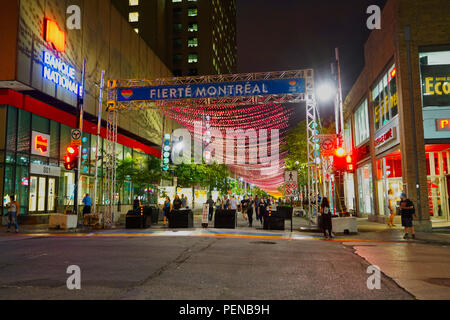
289, 81, 297, 86
121, 89, 133, 99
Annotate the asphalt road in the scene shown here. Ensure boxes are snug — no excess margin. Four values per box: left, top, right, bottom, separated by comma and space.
0, 233, 414, 300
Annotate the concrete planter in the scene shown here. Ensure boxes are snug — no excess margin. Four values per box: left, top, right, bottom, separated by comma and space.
48, 214, 78, 230
332, 217, 358, 234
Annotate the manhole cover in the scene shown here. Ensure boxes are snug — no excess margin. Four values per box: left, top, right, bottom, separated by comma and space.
250, 241, 276, 245
424, 278, 450, 287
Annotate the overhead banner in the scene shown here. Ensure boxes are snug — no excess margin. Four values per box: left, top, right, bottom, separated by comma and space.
116, 78, 306, 102
421, 64, 450, 107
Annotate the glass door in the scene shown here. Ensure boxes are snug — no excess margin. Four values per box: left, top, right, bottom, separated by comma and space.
37, 177, 46, 212
48, 178, 56, 212
29, 176, 38, 212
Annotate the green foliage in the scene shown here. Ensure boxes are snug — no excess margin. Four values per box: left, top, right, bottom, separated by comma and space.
283, 121, 308, 186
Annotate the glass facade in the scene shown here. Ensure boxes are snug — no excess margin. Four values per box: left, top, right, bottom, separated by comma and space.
372, 64, 398, 131
357, 163, 373, 214
354, 99, 369, 146
376, 151, 402, 216
426, 147, 450, 221
0, 105, 155, 216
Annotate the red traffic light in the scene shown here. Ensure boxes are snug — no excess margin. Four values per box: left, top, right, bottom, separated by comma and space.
336, 147, 345, 157
346, 155, 352, 163
64, 145, 78, 171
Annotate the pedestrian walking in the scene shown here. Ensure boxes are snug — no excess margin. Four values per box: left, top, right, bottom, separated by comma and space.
230, 195, 237, 211
207, 195, 215, 221
82, 193, 92, 215
181, 194, 187, 208
254, 195, 261, 222
5, 195, 19, 233
247, 195, 254, 227
320, 197, 333, 239
162, 196, 171, 226
387, 189, 396, 227
216, 198, 223, 210
399, 193, 416, 239
133, 196, 140, 211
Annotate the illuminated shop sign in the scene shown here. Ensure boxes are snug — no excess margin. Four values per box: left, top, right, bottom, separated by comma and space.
44, 18, 66, 52
421, 64, 450, 107
374, 127, 396, 148
436, 119, 450, 131
43, 51, 82, 97
31, 131, 50, 157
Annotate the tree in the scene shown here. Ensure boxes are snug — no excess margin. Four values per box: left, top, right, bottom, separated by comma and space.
283, 120, 308, 186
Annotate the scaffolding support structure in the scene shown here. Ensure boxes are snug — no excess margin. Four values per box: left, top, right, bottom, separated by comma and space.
305, 70, 319, 225
105, 70, 319, 226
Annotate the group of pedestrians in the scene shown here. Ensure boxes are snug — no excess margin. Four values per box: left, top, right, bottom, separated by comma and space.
161, 194, 189, 226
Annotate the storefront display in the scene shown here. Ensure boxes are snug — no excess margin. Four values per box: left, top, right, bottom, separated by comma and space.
373, 64, 398, 131
376, 151, 402, 216
425, 146, 450, 220
357, 163, 373, 215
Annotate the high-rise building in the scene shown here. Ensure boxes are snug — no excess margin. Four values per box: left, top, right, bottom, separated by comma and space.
113, 0, 237, 76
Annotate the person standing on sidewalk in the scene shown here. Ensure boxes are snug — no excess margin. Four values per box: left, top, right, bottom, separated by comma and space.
247, 195, 255, 227
162, 196, 171, 226
400, 193, 416, 239
181, 194, 187, 208
207, 196, 215, 221
320, 197, 333, 239
5, 195, 19, 233
387, 189, 396, 227
82, 193, 92, 215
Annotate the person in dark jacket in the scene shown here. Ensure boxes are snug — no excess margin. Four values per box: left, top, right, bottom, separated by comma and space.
320, 197, 333, 239
247, 196, 255, 227
400, 193, 415, 239
173, 195, 182, 210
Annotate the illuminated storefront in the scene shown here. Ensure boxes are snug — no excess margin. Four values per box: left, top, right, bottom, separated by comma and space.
357, 163, 373, 215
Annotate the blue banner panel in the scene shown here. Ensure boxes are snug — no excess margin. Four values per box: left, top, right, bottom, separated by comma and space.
116, 78, 305, 102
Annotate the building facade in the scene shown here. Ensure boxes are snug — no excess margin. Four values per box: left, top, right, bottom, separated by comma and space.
342, 0, 450, 230
0, 0, 179, 221
113, 0, 237, 76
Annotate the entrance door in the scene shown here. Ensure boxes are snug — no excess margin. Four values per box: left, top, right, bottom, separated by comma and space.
28, 175, 58, 214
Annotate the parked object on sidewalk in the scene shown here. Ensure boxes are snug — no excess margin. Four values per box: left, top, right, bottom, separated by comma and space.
263, 211, 285, 230
331, 217, 358, 234
49, 214, 78, 230
125, 210, 143, 229
84, 213, 103, 229
214, 210, 236, 229
167, 209, 194, 228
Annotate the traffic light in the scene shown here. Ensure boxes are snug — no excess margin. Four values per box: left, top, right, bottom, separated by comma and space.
346, 155, 354, 173
332, 147, 347, 172
162, 134, 171, 171
64, 145, 78, 170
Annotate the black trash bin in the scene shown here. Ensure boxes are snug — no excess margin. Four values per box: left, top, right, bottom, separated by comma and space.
214, 210, 236, 229
126, 210, 143, 228
142, 207, 152, 228
168, 209, 194, 228
263, 211, 285, 230
150, 206, 160, 224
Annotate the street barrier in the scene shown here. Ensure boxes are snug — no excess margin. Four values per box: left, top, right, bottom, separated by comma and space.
168, 209, 194, 228
263, 210, 285, 230
214, 209, 236, 229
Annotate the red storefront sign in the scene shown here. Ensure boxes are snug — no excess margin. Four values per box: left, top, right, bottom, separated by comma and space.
374, 128, 395, 148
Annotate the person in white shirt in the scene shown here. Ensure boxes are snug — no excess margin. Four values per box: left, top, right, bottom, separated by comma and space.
230, 195, 237, 210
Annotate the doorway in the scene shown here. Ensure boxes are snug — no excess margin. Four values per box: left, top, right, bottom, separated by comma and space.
28, 175, 58, 214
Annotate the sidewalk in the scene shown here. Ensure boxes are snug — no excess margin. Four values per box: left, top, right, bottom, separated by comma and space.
3, 214, 450, 245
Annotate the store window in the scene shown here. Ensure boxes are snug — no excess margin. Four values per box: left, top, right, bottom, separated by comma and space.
188, 23, 198, 32
6, 106, 17, 151
129, 12, 139, 23
344, 120, 352, 153
419, 49, 450, 108
372, 64, 398, 131
376, 151, 402, 216
354, 99, 369, 146
188, 8, 198, 17
188, 53, 198, 64
17, 109, 30, 153
426, 148, 450, 220
357, 163, 373, 214
173, 23, 182, 34
188, 37, 198, 48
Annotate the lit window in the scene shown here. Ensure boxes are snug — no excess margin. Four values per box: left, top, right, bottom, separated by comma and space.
129, 0, 139, 6
188, 8, 198, 17
129, 12, 139, 22
188, 23, 198, 32
134, 28, 139, 34
172, 0, 182, 2
188, 53, 198, 64
188, 38, 198, 47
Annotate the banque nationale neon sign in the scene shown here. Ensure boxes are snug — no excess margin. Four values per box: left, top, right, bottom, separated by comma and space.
42, 51, 82, 97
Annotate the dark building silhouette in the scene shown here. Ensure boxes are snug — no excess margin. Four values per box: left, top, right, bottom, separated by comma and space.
112, 0, 237, 77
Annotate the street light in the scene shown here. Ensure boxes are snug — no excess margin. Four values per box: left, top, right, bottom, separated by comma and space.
316, 82, 336, 103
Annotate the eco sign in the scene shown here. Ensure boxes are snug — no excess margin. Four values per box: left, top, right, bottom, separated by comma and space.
117, 78, 305, 102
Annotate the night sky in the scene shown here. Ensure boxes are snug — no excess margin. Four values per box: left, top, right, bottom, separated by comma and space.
236, 0, 387, 126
